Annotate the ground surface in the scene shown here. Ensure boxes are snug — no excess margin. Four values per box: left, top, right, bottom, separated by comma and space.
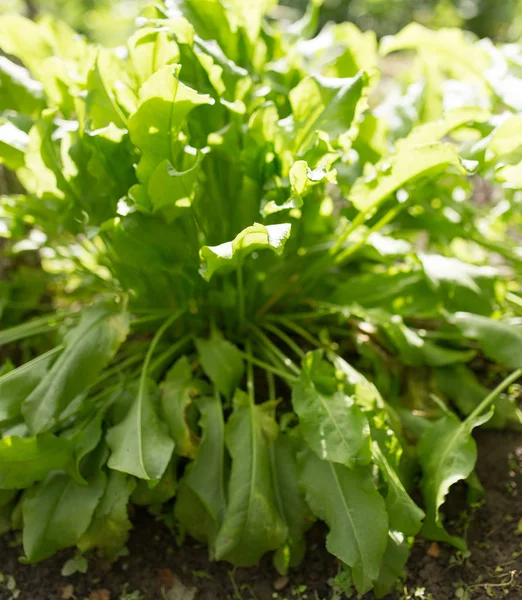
0, 430, 521, 600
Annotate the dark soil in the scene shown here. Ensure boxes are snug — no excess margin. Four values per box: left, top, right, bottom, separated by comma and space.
0, 430, 521, 600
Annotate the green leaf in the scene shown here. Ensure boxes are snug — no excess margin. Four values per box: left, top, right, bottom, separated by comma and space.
161, 356, 201, 459
196, 330, 244, 399
78, 471, 136, 560
0, 491, 15, 535
349, 143, 467, 213
214, 392, 287, 566
292, 351, 371, 468
22, 301, 129, 434
223, 0, 275, 44
0, 56, 44, 115
61, 554, 88, 576
380, 24, 491, 120
0, 116, 29, 170
199, 222, 292, 280
174, 394, 227, 550
373, 532, 410, 599
397, 107, 490, 151
496, 162, 522, 188
107, 379, 175, 481
289, 157, 337, 201
372, 444, 424, 536
288, 71, 368, 152
270, 434, 312, 574
128, 64, 213, 185
0, 433, 75, 490
148, 154, 201, 215
128, 27, 180, 87
419, 254, 497, 295
0, 346, 61, 423
86, 48, 137, 129
132, 456, 178, 506
450, 313, 522, 369
418, 410, 492, 550
298, 448, 388, 594
0, 15, 54, 72
435, 366, 522, 429
22, 471, 106, 562
366, 309, 475, 367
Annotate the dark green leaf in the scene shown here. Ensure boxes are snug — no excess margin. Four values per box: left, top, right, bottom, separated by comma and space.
214, 392, 287, 566
298, 448, 388, 594
22, 471, 106, 562
196, 330, 244, 399
292, 351, 371, 468
22, 301, 129, 434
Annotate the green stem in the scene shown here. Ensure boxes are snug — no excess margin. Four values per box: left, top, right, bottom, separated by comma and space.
506, 292, 522, 311
236, 349, 298, 383
467, 368, 522, 422
139, 310, 184, 394
246, 339, 255, 403
267, 371, 276, 402
149, 334, 192, 376
261, 322, 305, 359
264, 309, 331, 321
334, 200, 409, 265
94, 350, 147, 387
237, 262, 246, 325
252, 325, 300, 375
330, 210, 368, 255
0, 310, 78, 346
275, 317, 324, 349
130, 313, 172, 328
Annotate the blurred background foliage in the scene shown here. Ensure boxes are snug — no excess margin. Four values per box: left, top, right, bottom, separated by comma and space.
1, 0, 522, 44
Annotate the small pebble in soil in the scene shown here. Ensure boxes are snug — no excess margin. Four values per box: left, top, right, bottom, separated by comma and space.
273, 575, 290, 591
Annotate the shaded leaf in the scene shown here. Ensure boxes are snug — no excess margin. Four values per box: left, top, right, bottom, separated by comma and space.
298, 448, 388, 594
214, 392, 287, 566
196, 330, 244, 399
418, 410, 492, 549
22, 301, 129, 434
292, 350, 371, 468
174, 394, 227, 550
107, 380, 174, 482
0, 346, 61, 423
22, 471, 106, 562
372, 443, 424, 536
270, 434, 313, 574
78, 471, 136, 559
450, 313, 522, 369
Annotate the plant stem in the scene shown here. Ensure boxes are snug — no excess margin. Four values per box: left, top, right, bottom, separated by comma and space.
262, 322, 305, 359
506, 292, 522, 311
246, 339, 255, 403
467, 368, 522, 422
237, 262, 246, 325
140, 310, 184, 394
236, 349, 298, 383
94, 350, 147, 387
0, 310, 78, 346
251, 325, 300, 374
130, 313, 172, 327
334, 200, 408, 265
267, 371, 276, 402
275, 316, 324, 349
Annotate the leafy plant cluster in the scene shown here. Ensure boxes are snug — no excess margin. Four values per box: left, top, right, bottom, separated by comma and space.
1, 1, 522, 596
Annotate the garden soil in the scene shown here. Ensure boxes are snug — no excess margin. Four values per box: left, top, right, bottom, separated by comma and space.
0, 430, 521, 600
